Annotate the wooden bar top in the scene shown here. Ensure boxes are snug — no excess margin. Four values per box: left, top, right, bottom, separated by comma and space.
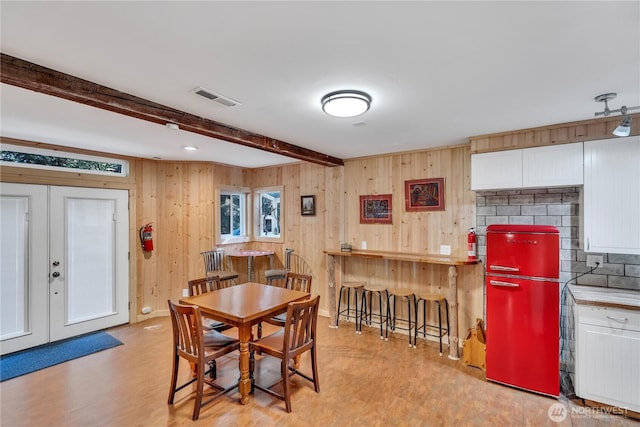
324, 249, 480, 266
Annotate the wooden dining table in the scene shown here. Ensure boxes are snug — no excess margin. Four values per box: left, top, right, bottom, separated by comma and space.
179, 282, 309, 404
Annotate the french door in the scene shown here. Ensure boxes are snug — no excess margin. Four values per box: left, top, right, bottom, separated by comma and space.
0, 183, 129, 355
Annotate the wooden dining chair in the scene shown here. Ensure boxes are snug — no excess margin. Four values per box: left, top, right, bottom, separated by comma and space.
201, 248, 239, 286
258, 272, 312, 338
187, 276, 233, 333
167, 300, 240, 420
250, 295, 320, 413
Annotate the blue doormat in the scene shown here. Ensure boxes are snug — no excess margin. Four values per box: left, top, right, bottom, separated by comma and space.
0, 331, 122, 382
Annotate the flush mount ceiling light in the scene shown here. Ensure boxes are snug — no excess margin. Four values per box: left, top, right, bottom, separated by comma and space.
594, 93, 640, 137
321, 90, 371, 118
182, 145, 198, 151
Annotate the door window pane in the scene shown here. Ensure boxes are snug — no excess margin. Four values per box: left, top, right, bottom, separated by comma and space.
0, 197, 28, 339
66, 198, 115, 323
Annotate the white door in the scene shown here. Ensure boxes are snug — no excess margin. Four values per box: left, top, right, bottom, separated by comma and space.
0, 184, 129, 354
0, 183, 49, 354
49, 186, 129, 341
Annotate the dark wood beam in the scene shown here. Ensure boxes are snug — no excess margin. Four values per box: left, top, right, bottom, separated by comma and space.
1, 53, 343, 167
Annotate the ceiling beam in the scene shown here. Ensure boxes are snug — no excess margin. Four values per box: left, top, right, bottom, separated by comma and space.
1, 53, 344, 167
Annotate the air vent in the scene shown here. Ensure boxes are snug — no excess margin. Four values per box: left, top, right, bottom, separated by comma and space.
192, 86, 241, 107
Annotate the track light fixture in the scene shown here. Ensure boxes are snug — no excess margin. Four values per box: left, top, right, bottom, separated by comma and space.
594, 93, 640, 137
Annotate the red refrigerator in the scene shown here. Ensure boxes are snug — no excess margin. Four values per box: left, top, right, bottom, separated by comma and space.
485, 224, 560, 397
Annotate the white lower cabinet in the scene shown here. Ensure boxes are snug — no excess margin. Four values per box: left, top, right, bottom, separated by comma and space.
574, 304, 640, 412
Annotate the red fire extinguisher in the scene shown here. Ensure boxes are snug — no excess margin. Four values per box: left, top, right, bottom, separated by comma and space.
467, 227, 477, 260
139, 223, 154, 252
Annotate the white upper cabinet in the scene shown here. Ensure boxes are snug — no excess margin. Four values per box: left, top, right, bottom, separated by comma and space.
522, 143, 583, 188
471, 149, 523, 190
471, 142, 584, 190
583, 136, 640, 254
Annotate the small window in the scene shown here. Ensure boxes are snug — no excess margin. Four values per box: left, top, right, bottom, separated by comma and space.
216, 186, 250, 244
0, 144, 128, 177
254, 186, 283, 242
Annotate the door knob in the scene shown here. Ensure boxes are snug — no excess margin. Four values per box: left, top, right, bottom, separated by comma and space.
52, 272, 60, 278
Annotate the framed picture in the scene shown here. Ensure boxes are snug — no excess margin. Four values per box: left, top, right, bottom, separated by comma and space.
404, 178, 445, 212
359, 194, 393, 224
301, 195, 316, 216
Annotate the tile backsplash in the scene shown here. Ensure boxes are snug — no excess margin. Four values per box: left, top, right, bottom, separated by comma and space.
475, 186, 640, 291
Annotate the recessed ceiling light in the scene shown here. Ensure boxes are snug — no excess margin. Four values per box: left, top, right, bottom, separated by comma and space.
182, 145, 198, 151
321, 90, 371, 118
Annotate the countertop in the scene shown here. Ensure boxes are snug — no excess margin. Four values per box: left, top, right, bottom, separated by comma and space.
569, 285, 640, 311
324, 249, 479, 266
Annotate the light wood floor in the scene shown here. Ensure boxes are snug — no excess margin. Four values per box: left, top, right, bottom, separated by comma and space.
1, 315, 637, 426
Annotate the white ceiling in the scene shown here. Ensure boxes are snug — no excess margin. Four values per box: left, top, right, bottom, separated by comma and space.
1, 1, 639, 168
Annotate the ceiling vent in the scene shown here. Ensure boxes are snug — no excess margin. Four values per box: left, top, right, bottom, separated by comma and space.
192, 86, 241, 107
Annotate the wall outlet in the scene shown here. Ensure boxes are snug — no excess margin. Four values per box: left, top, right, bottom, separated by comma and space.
361, 241, 367, 250
182, 288, 189, 297
439, 245, 451, 255
586, 254, 603, 268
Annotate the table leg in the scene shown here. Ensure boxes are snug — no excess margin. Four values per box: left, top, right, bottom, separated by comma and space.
327, 254, 338, 327
447, 266, 460, 360
247, 257, 253, 282
238, 326, 252, 404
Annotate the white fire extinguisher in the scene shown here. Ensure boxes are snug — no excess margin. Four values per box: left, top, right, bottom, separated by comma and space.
139, 223, 154, 252
467, 227, 477, 260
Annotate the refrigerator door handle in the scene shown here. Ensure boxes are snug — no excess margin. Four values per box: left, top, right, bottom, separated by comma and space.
490, 280, 520, 288
489, 265, 520, 272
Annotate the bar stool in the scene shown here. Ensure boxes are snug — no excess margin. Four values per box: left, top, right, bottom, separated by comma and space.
387, 288, 416, 348
359, 284, 389, 340
336, 281, 364, 333
415, 293, 450, 356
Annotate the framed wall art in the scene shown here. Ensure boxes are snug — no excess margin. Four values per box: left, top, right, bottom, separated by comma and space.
404, 178, 445, 212
359, 194, 393, 224
301, 195, 316, 216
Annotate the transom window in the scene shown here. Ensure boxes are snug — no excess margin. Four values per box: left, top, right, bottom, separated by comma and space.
0, 144, 128, 177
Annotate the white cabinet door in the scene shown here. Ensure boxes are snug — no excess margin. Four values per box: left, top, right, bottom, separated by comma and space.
575, 305, 640, 412
583, 136, 640, 254
471, 149, 522, 190
522, 142, 583, 188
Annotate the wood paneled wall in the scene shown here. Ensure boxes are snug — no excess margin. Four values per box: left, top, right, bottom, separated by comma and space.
339, 145, 484, 334
470, 113, 640, 153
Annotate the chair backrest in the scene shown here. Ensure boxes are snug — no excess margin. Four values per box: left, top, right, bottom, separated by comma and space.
283, 248, 294, 270
284, 272, 312, 293
201, 249, 228, 274
283, 295, 320, 359
168, 300, 205, 363
289, 253, 313, 277
187, 276, 220, 296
